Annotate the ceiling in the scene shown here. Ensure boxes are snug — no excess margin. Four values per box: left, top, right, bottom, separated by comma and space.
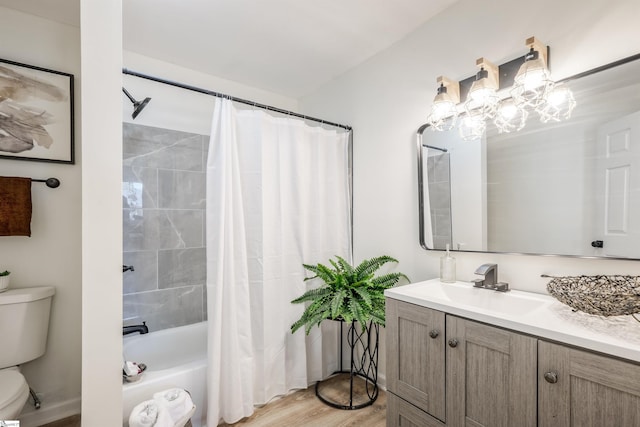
0, 0, 458, 98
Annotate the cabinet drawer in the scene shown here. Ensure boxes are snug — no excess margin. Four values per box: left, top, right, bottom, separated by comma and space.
387, 392, 445, 427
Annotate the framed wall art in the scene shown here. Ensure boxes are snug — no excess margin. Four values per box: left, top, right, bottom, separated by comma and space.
0, 58, 74, 164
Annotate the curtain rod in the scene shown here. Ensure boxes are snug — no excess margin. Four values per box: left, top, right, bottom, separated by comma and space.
122, 68, 352, 131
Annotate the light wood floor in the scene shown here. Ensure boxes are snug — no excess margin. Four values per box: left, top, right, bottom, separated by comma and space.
219, 374, 387, 427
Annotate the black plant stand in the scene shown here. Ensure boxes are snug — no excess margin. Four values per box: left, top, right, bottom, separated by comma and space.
315, 319, 379, 410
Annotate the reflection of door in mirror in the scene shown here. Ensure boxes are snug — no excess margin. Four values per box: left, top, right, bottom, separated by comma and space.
595, 110, 640, 257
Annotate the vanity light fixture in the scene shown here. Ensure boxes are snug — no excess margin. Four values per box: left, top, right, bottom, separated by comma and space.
461, 58, 499, 140
427, 76, 460, 131
511, 37, 553, 109
426, 36, 576, 139
465, 58, 500, 118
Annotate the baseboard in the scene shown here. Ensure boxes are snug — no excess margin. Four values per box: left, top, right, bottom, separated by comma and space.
18, 397, 81, 427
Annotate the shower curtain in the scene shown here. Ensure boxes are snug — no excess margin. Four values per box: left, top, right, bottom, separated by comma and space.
206, 98, 351, 425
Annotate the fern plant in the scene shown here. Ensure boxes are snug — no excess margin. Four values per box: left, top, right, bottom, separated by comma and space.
290, 255, 409, 335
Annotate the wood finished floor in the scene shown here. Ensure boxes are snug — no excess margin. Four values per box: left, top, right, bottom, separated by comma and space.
219, 374, 387, 427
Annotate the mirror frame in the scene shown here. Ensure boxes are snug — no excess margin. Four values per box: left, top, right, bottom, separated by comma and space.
417, 53, 640, 260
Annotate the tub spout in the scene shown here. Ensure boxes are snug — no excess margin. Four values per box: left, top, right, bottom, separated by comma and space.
123, 321, 148, 335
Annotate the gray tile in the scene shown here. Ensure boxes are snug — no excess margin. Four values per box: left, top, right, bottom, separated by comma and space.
123, 209, 160, 252
202, 136, 210, 171
433, 153, 450, 183
158, 248, 206, 289
434, 208, 452, 238
158, 209, 204, 249
428, 182, 451, 210
123, 251, 158, 294
123, 166, 158, 209
433, 236, 453, 250
123, 285, 204, 332
427, 156, 435, 183
158, 170, 206, 209
123, 124, 204, 172
202, 285, 208, 321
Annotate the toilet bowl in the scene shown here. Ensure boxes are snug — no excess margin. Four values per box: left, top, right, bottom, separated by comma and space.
0, 367, 30, 420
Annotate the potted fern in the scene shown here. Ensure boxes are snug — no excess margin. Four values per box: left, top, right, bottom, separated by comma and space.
290, 255, 409, 334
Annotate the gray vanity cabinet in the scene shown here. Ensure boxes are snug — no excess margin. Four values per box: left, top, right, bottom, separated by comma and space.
538, 340, 640, 427
386, 298, 446, 423
446, 315, 537, 427
386, 299, 536, 427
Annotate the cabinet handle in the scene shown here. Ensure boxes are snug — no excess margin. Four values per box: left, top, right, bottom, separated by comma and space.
544, 371, 558, 384
448, 339, 458, 348
429, 330, 439, 339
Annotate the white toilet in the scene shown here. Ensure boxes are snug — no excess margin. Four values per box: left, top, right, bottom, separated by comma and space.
0, 286, 55, 420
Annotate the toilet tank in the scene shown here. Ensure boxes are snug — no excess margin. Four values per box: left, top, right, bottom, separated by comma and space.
0, 286, 55, 369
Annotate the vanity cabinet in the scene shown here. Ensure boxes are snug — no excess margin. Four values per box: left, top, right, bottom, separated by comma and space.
538, 340, 640, 426
446, 316, 537, 427
386, 298, 446, 423
387, 297, 640, 427
386, 299, 536, 427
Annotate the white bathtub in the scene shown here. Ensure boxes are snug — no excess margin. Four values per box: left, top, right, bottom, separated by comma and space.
122, 322, 208, 427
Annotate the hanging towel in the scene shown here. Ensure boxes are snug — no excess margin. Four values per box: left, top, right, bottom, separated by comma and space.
0, 177, 32, 237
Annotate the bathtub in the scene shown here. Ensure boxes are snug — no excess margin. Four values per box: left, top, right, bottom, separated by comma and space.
122, 321, 208, 427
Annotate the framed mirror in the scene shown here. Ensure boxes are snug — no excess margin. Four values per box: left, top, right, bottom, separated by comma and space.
417, 53, 640, 260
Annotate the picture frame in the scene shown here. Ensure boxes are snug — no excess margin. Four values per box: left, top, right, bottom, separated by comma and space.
0, 58, 74, 164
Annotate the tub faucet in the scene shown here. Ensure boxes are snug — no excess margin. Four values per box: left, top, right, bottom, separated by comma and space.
472, 263, 509, 292
123, 264, 135, 273
123, 321, 148, 335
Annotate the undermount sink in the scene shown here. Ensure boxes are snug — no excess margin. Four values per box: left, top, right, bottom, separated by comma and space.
388, 280, 554, 317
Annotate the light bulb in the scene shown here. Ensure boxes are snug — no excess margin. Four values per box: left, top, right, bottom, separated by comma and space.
459, 112, 486, 141
537, 84, 576, 123
494, 98, 528, 133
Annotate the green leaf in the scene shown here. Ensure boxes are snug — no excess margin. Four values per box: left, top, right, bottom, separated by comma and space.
330, 289, 346, 319
290, 286, 333, 304
355, 256, 398, 280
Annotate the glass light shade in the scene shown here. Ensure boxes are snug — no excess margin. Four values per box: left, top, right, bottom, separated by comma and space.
464, 78, 499, 119
537, 84, 576, 123
458, 111, 486, 141
428, 91, 458, 131
494, 98, 528, 133
511, 57, 553, 108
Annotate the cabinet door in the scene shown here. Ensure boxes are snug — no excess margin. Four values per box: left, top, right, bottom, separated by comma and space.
446, 316, 537, 427
539, 340, 640, 427
386, 298, 446, 421
387, 392, 445, 427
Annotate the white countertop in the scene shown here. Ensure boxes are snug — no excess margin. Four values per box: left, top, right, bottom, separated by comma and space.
385, 279, 640, 363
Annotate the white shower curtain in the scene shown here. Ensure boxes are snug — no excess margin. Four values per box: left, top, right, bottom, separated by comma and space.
206, 98, 351, 425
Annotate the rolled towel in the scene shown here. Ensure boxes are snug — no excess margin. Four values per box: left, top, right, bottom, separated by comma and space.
129, 400, 173, 427
153, 388, 195, 427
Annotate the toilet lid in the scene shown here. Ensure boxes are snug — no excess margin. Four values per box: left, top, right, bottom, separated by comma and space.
0, 370, 28, 408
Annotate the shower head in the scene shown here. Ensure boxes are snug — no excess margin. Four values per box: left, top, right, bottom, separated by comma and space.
122, 87, 151, 119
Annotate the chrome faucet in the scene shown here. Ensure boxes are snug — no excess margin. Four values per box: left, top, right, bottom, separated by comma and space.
123, 321, 149, 335
472, 263, 509, 292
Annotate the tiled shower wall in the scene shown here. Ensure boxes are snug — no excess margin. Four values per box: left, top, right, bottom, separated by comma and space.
122, 123, 208, 332
427, 152, 453, 249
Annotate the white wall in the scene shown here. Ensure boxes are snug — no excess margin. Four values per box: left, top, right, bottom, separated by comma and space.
80, 0, 123, 425
299, 0, 640, 296
0, 7, 82, 425
122, 51, 298, 135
